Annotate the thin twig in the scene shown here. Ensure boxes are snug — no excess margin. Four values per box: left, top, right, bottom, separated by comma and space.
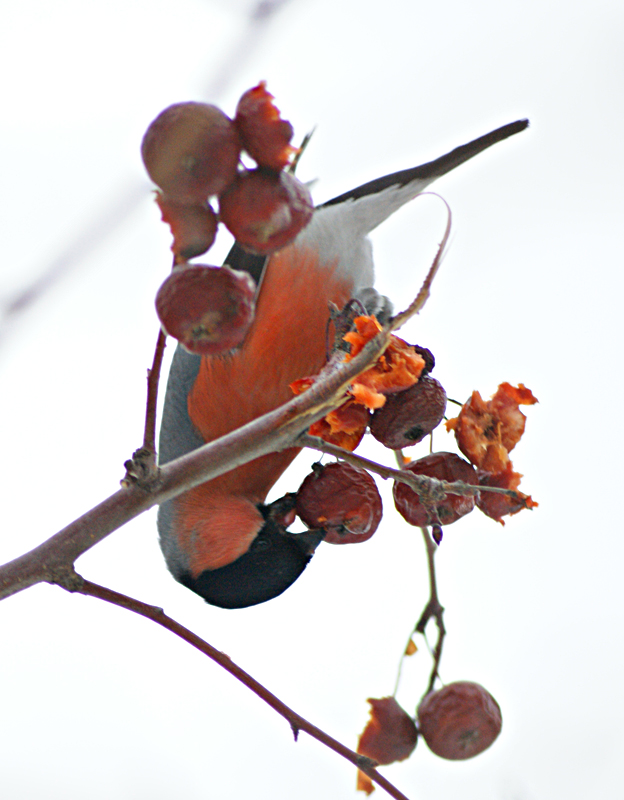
389, 195, 452, 332
143, 329, 168, 453
62, 574, 413, 800
123, 329, 168, 488
416, 527, 446, 697
298, 433, 480, 500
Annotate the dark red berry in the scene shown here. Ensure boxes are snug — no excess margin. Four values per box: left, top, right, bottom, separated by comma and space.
219, 168, 313, 254
141, 102, 240, 204
370, 376, 447, 449
234, 81, 296, 170
393, 452, 478, 527
155, 193, 218, 261
358, 697, 418, 765
417, 681, 502, 760
296, 461, 382, 544
155, 264, 255, 355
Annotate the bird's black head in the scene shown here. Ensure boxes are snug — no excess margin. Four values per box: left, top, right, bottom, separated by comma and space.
178, 518, 324, 609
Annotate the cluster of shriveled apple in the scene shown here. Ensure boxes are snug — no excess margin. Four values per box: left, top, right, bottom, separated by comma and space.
141, 85, 536, 786
142, 82, 312, 354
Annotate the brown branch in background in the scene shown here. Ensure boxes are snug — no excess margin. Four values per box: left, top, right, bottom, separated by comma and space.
62, 574, 413, 800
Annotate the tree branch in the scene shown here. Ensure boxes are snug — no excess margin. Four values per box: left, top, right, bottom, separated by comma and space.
58, 573, 413, 800
0, 325, 393, 602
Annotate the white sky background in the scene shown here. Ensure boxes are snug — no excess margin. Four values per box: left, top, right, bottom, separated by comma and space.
0, 0, 622, 798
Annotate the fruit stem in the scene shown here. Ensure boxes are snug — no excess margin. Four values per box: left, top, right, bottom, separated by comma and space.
392, 526, 446, 700
416, 526, 446, 697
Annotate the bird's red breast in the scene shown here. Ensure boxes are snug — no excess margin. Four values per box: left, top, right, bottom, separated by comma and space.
173, 242, 352, 573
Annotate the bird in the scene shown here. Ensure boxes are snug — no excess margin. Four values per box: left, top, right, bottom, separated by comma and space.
157, 118, 529, 609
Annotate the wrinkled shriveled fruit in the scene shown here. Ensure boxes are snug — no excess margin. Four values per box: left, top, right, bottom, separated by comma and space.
141, 102, 240, 204
417, 681, 502, 760
155, 193, 218, 261
307, 398, 371, 452
235, 81, 297, 170
393, 452, 478, 527
296, 461, 382, 544
219, 168, 313, 254
370, 376, 447, 449
343, 317, 425, 409
477, 463, 537, 523
446, 382, 538, 473
155, 264, 255, 354
357, 697, 418, 795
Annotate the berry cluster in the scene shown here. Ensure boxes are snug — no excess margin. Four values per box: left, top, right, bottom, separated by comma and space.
141, 83, 314, 353
287, 323, 534, 788
356, 682, 502, 792
143, 85, 535, 787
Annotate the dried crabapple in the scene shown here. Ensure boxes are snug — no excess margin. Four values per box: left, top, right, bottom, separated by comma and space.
446, 382, 538, 473
141, 102, 240, 204
296, 461, 382, 544
218, 168, 313, 254
234, 81, 297, 170
417, 681, 502, 760
155, 264, 255, 355
358, 696, 418, 764
155, 193, 218, 261
476, 464, 537, 522
370, 375, 447, 449
356, 697, 418, 794
393, 451, 478, 527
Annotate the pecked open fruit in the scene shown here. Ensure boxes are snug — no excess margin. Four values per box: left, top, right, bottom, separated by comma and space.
219, 168, 313, 255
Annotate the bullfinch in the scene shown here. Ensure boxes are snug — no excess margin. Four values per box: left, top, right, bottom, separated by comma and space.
157, 119, 528, 609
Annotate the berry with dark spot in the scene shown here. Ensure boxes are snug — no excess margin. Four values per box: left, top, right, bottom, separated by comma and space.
370, 376, 447, 449
296, 461, 382, 544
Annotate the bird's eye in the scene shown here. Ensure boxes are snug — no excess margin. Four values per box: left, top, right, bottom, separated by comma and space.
252, 535, 272, 552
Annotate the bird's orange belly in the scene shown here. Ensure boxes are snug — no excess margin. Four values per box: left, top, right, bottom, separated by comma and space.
186, 243, 353, 502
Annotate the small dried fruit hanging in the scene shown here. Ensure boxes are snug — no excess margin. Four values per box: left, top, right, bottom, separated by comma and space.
370, 375, 447, 449
296, 461, 382, 544
219, 168, 313, 255
393, 451, 478, 527
141, 102, 241, 204
356, 697, 418, 795
155, 264, 256, 355
417, 681, 502, 760
234, 81, 297, 170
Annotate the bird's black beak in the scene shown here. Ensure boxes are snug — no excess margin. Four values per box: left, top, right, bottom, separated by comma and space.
288, 528, 325, 555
